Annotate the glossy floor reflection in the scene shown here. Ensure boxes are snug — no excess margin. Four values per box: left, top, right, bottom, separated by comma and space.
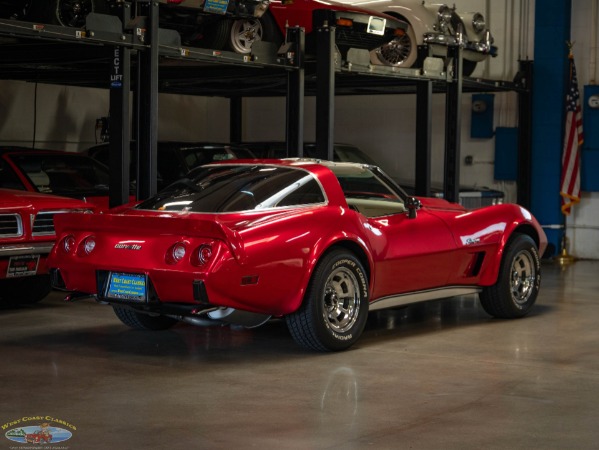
1, 261, 599, 449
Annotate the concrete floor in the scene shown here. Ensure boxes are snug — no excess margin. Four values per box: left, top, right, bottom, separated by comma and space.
1, 260, 598, 449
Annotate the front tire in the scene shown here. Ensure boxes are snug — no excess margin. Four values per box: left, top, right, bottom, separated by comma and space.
370, 22, 418, 68
113, 305, 178, 331
286, 249, 369, 351
479, 233, 541, 318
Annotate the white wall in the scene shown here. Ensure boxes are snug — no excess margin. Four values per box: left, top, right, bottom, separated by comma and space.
0, 0, 597, 259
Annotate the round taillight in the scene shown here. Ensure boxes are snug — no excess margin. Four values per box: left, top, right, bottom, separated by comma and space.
198, 244, 213, 265
63, 235, 76, 253
166, 243, 186, 265
83, 237, 96, 254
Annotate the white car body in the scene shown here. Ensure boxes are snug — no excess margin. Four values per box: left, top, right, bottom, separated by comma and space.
335, 0, 496, 73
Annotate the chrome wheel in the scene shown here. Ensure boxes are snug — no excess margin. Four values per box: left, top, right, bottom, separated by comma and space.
371, 23, 418, 68
479, 233, 541, 319
375, 35, 413, 66
323, 267, 361, 333
286, 250, 369, 351
510, 250, 536, 305
229, 18, 263, 54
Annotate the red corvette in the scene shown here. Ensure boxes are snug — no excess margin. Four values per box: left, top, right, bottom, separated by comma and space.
0, 189, 94, 305
48, 160, 547, 351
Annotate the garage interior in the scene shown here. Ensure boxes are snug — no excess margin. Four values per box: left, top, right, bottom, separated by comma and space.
1, 0, 599, 448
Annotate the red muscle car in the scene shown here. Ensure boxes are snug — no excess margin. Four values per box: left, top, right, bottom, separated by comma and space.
48, 160, 547, 351
0, 147, 133, 211
0, 189, 94, 304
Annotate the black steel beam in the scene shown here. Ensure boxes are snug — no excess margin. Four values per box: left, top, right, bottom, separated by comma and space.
314, 10, 336, 161
108, 45, 131, 208
516, 60, 533, 209
229, 96, 242, 143
415, 80, 432, 197
137, 0, 159, 200
285, 27, 305, 158
443, 45, 463, 204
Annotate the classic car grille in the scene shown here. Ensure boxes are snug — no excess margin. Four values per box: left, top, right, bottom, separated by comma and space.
32, 211, 58, 236
336, 27, 394, 51
0, 213, 23, 238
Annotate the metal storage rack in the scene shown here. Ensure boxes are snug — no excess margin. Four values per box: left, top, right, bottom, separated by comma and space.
0, 2, 533, 209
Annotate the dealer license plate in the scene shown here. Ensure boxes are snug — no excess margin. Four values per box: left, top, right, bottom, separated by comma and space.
106, 272, 147, 301
367, 17, 386, 36
7, 254, 40, 278
203, 0, 230, 15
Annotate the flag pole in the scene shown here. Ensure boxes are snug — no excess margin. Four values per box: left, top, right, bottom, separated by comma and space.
555, 41, 580, 266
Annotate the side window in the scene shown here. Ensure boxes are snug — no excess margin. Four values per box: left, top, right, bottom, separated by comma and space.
336, 168, 405, 218
0, 160, 26, 190
277, 178, 325, 207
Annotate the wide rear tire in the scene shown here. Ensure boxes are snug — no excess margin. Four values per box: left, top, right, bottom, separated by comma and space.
286, 249, 369, 351
113, 305, 178, 331
479, 233, 541, 318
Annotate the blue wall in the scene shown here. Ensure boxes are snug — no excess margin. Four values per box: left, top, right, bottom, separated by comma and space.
531, 0, 572, 256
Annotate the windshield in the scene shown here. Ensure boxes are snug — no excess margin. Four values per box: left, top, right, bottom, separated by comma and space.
0, 159, 26, 190
9, 153, 111, 196
136, 165, 326, 213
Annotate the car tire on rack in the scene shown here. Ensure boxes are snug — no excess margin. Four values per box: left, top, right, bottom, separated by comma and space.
113, 305, 178, 331
479, 233, 541, 319
286, 249, 369, 351
228, 13, 281, 55
28, 0, 96, 27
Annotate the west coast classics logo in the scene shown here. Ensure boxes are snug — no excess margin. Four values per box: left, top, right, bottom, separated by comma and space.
3, 416, 76, 446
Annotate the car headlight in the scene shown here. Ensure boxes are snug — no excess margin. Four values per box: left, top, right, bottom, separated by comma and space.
437, 5, 453, 33
472, 12, 486, 33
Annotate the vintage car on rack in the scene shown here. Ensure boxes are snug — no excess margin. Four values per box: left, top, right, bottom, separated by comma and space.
5, 0, 406, 57
9, 0, 269, 48
0, 147, 131, 211
331, 0, 497, 75
0, 188, 93, 305
48, 159, 546, 351
227, 0, 408, 57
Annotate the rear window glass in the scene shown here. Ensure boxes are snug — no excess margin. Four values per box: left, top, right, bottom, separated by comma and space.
136, 165, 325, 213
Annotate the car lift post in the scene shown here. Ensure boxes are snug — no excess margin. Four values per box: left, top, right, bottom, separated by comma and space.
443, 42, 463, 204
516, 60, 534, 209
314, 10, 336, 161
285, 26, 305, 158
229, 96, 242, 143
415, 79, 433, 197
108, 5, 132, 208
137, 0, 159, 200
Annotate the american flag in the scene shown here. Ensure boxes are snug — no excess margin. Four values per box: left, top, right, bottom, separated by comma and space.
560, 53, 584, 215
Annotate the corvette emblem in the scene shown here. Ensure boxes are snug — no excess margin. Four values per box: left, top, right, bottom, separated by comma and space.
115, 243, 142, 250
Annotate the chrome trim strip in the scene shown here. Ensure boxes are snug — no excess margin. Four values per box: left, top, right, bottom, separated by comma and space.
0, 213, 22, 238
0, 242, 54, 257
369, 286, 482, 311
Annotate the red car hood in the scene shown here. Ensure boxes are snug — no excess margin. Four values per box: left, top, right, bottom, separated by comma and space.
416, 196, 467, 212
0, 188, 92, 211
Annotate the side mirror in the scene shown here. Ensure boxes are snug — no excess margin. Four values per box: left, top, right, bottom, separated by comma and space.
405, 197, 422, 219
